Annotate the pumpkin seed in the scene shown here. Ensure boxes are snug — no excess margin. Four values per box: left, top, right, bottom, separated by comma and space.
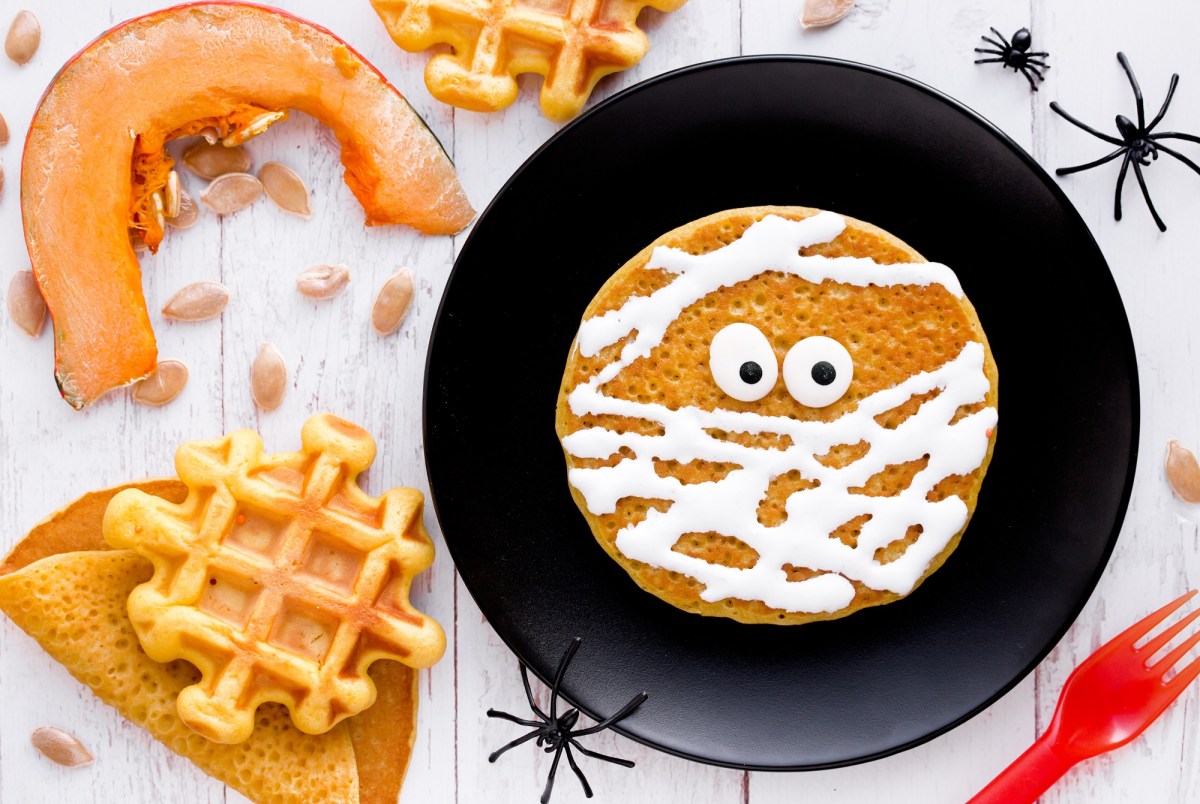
0, 111, 9, 146
7, 270, 46, 337
801, 0, 854, 28
164, 171, 181, 218
182, 141, 251, 179
130, 230, 148, 254
31, 727, 93, 767
251, 343, 287, 411
198, 126, 220, 145
168, 184, 200, 229
133, 360, 188, 406
372, 269, 415, 335
1167, 441, 1200, 503
297, 264, 350, 299
151, 192, 165, 230
259, 162, 311, 218
223, 110, 287, 146
5, 11, 40, 65
200, 172, 262, 215
162, 281, 229, 321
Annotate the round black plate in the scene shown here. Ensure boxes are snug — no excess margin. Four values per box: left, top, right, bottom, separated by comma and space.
424, 56, 1138, 770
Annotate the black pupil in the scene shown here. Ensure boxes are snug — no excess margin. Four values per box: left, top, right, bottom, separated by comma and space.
811, 361, 836, 386
739, 361, 763, 384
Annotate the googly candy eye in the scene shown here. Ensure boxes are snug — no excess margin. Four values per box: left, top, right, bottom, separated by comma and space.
783, 336, 853, 407
708, 323, 778, 402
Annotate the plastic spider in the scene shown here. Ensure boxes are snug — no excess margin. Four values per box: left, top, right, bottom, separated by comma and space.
975, 27, 1049, 91
488, 638, 648, 803
1051, 52, 1200, 232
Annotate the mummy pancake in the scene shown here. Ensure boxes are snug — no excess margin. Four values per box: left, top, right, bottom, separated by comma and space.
555, 207, 998, 625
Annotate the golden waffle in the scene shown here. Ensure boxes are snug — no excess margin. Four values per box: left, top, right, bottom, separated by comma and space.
0, 479, 418, 804
369, 0, 688, 122
104, 414, 446, 744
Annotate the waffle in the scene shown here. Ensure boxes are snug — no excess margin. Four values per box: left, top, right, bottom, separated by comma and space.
370, 0, 688, 122
104, 414, 446, 744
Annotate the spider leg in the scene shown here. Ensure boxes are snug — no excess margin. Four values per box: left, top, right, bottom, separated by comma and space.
1055, 147, 1127, 175
1026, 59, 1050, 69
489, 728, 544, 763
568, 738, 637, 768
547, 638, 582, 722
981, 36, 1008, 51
1151, 131, 1200, 145
1019, 66, 1040, 91
989, 28, 1012, 49
1025, 64, 1046, 79
1145, 74, 1180, 132
520, 665, 551, 722
1117, 52, 1146, 130
1114, 151, 1133, 221
1131, 157, 1167, 231
540, 744, 566, 804
1026, 50, 1051, 57
974, 57, 1007, 65
974, 48, 1005, 56
487, 708, 544, 728
1049, 102, 1124, 145
571, 691, 649, 737
1155, 142, 1200, 178
563, 743, 595, 799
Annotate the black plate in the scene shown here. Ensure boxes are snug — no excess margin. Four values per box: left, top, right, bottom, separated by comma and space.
424, 56, 1138, 770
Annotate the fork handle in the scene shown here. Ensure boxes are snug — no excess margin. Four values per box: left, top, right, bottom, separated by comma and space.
966, 733, 1076, 804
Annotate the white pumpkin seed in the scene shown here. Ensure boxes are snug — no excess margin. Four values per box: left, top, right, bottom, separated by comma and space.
0, 111, 9, 146
164, 171, 181, 218
259, 162, 311, 218
1167, 441, 1200, 504
168, 184, 200, 229
7, 270, 46, 337
133, 360, 188, 406
801, 0, 854, 28
31, 728, 93, 767
151, 192, 165, 230
372, 269, 415, 335
200, 172, 262, 215
251, 343, 287, 411
130, 230, 148, 254
223, 110, 287, 146
297, 264, 350, 299
182, 141, 251, 179
198, 126, 220, 145
162, 281, 229, 321
5, 11, 40, 65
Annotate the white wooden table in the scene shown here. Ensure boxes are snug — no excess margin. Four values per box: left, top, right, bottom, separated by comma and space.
2, 0, 1199, 801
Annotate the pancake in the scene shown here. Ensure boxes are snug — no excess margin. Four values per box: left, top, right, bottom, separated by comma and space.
555, 206, 999, 625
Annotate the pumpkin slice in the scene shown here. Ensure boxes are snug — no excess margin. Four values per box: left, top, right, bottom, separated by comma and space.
21, 2, 475, 408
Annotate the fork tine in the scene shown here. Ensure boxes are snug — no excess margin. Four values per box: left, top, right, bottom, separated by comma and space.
1166, 652, 1200, 692
1138, 607, 1200, 659
1113, 590, 1197, 647
1149, 630, 1200, 675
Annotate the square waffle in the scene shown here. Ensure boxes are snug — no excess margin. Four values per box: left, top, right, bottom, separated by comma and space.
104, 414, 446, 744
370, 0, 688, 122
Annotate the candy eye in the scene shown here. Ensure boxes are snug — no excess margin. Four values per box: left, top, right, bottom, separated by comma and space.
708, 323, 778, 402
783, 336, 853, 407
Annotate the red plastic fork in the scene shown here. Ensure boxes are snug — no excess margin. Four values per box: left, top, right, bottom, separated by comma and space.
968, 590, 1200, 804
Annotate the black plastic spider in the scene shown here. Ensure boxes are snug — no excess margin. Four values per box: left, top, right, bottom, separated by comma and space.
488, 638, 648, 804
1051, 52, 1200, 232
974, 27, 1049, 91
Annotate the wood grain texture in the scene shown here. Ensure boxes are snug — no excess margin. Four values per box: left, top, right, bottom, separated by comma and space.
0, 0, 1198, 801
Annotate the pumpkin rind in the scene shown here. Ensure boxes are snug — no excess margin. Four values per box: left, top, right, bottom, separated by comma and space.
22, 2, 474, 408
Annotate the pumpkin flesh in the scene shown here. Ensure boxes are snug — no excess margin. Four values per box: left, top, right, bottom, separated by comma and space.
22, 3, 474, 408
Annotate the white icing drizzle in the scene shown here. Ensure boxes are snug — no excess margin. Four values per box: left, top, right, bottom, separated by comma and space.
562, 213, 997, 614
